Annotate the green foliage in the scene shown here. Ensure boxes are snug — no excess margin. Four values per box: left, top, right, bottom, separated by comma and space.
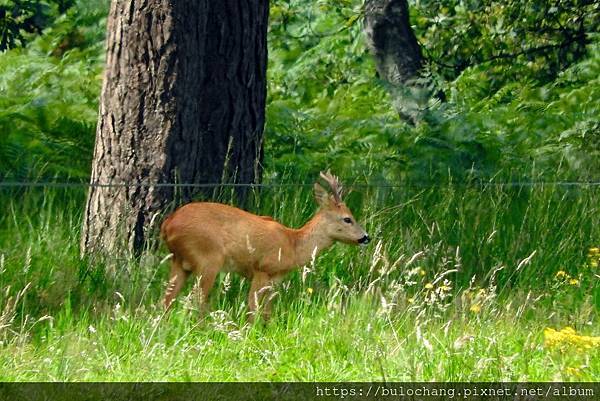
0, 0, 106, 180
0, 0, 599, 182
414, 0, 598, 83
439, 40, 600, 180
265, 0, 600, 182
0, 186, 598, 380
266, 0, 405, 181
0, 0, 75, 50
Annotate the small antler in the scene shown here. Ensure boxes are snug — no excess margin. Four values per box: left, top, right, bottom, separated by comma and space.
319, 170, 343, 203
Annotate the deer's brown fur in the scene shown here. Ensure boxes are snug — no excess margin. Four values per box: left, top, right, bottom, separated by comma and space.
160, 171, 369, 320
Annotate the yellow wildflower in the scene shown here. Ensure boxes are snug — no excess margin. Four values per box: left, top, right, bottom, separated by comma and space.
469, 304, 481, 314
565, 367, 581, 377
424, 283, 434, 290
440, 284, 451, 292
555, 270, 568, 279
568, 278, 580, 286
407, 297, 415, 304
544, 327, 600, 350
588, 247, 599, 268
419, 268, 426, 276
306, 287, 313, 295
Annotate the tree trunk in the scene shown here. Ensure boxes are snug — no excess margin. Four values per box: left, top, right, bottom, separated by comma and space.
364, 0, 428, 124
81, 0, 269, 255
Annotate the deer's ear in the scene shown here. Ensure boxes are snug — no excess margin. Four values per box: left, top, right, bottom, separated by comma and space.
314, 183, 334, 208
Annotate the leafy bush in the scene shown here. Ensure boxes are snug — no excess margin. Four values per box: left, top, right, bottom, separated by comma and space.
0, 0, 106, 180
414, 0, 598, 83
0, 0, 599, 183
0, 0, 75, 50
265, 0, 600, 182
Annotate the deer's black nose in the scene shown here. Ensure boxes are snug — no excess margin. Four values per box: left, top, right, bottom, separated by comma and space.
358, 235, 370, 244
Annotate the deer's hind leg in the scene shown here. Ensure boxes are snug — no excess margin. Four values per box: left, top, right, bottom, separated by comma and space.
163, 256, 190, 309
190, 252, 224, 313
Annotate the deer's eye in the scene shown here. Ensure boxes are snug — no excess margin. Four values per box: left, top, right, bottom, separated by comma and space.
343, 217, 353, 224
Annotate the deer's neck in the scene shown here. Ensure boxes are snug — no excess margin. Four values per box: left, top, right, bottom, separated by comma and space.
292, 212, 333, 267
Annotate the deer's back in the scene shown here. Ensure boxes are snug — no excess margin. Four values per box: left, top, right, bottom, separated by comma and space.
161, 202, 295, 273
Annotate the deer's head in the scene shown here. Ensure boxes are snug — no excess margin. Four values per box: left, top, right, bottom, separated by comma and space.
314, 171, 370, 246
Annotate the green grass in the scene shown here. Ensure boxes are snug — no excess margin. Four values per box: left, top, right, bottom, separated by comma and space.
0, 184, 599, 381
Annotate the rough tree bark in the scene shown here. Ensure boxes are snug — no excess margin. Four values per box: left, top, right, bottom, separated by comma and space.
364, 0, 429, 124
81, 0, 269, 255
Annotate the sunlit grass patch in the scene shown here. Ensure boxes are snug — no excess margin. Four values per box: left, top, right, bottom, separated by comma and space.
0, 185, 598, 381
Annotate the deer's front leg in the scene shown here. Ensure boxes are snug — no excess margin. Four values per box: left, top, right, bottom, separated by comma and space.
261, 274, 285, 321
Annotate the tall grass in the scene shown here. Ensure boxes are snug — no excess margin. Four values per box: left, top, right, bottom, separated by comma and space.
0, 183, 598, 380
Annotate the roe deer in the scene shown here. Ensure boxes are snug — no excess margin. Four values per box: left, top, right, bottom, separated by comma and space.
160, 171, 369, 320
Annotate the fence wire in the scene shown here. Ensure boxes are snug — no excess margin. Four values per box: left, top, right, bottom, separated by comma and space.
1, 181, 600, 189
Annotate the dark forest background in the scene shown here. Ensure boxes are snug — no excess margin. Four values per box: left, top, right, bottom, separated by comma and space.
1, 0, 598, 184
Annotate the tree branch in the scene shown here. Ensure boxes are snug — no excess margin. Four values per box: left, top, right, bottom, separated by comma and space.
425, 32, 588, 72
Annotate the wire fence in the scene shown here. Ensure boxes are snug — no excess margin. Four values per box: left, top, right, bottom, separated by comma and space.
1, 180, 600, 189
